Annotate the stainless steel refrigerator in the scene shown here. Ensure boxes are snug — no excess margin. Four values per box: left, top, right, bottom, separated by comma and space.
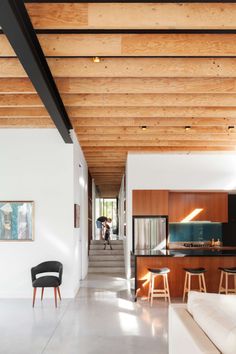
133, 216, 167, 251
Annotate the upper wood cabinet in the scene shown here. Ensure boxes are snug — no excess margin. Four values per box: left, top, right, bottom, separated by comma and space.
132, 190, 169, 216
169, 192, 228, 223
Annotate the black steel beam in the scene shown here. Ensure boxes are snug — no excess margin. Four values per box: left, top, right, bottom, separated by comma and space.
0, 0, 72, 143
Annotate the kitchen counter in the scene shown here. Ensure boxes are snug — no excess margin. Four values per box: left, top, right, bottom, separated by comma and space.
132, 248, 236, 298
133, 248, 236, 257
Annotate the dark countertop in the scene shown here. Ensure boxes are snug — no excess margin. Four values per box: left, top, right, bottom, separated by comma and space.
133, 248, 236, 257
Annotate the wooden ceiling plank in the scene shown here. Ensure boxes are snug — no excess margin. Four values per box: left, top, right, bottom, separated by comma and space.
3, 34, 236, 57
3, 58, 236, 78
4, 77, 236, 94
0, 107, 48, 117
84, 146, 236, 152
26, 3, 236, 30
3, 107, 236, 120
4, 93, 236, 108
76, 126, 235, 134
77, 133, 236, 141
72, 117, 236, 127
63, 93, 236, 107
68, 107, 236, 118
57, 78, 236, 94
80, 140, 236, 147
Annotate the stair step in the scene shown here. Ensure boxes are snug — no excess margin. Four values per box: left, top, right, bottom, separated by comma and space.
91, 240, 123, 245
89, 261, 124, 267
90, 244, 123, 250
89, 255, 124, 261
89, 249, 124, 255
88, 267, 125, 273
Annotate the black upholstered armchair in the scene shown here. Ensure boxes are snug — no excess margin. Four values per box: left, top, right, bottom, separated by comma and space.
31, 261, 63, 308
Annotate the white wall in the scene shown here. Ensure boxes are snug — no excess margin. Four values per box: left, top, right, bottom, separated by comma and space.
71, 131, 88, 283
0, 129, 88, 298
126, 153, 236, 276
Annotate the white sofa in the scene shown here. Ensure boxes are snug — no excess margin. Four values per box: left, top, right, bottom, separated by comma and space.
169, 291, 236, 354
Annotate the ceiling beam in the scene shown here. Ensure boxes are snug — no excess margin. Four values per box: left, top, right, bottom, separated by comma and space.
0, 0, 72, 143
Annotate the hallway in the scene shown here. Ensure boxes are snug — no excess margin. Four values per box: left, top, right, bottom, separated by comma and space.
0, 274, 168, 354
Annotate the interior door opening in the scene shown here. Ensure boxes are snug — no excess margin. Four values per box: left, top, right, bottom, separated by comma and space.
94, 198, 119, 240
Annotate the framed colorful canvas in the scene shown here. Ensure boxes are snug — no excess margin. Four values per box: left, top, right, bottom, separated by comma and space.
74, 204, 80, 228
0, 201, 34, 241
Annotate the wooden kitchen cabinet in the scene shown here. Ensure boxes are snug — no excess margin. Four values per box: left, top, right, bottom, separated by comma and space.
169, 192, 228, 222
132, 190, 169, 215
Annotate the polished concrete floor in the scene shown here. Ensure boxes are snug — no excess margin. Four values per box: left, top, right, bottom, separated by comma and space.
0, 274, 168, 354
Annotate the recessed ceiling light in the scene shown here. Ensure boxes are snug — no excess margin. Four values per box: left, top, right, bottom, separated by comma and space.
141, 126, 147, 131
185, 126, 191, 131
228, 126, 235, 132
92, 56, 100, 63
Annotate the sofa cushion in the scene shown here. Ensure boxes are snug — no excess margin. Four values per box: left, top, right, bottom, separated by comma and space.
187, 291, 236, 354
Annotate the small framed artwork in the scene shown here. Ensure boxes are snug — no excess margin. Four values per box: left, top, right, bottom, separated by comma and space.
74, 204, 80, 228
0, 201, 34, 241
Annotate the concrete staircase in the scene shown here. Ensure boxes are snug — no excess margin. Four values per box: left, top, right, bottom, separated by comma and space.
88, 240, 125, 274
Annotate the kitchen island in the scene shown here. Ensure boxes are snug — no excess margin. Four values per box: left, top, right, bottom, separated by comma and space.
132, 248, 236, 298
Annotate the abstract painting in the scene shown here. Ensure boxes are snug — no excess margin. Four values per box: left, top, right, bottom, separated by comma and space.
0, 201, 34, 241
74, 204, 80, 228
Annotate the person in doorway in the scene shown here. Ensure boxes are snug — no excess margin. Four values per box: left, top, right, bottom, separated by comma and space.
104, 220, 112, 250
96, 216, 112, 240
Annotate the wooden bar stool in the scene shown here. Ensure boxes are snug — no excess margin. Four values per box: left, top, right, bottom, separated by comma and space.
147, 267, 171, 306
183, 268, 207, 302
218, 267, 236, 294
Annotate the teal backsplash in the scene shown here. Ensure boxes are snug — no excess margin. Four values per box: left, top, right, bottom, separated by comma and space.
169, 223, 222, 242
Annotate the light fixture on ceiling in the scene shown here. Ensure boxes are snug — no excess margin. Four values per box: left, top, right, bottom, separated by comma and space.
92, 56, 101, 63
141, 125, 147, 131
228, 126, 235, 132
185, 126, 191, 131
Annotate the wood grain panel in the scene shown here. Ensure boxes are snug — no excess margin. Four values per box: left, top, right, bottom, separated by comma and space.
6, 93, 236, 108
56, 78, 236, 94
26, 3, 236, 30
4, 77, 236, 95
68, 107, 236, 118
65, 93, 236, 107
77, 133, 236, 142
27, 3, 88, 29
132, 190, 169, 216
3, 34, 236, 57
4, 58, 236, 78
169, 192, 228, 222
80, 140, 236, 147
136, 256, 236, 298
72, 117, 236, 127
76, 126, 236, 134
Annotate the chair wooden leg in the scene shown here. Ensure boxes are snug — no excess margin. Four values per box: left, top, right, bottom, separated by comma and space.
198, 274, 202, 291
41, 287, 44, 301
57, 287, 61, 301
150, 275, 155, 307
165, 274, 171, 303
201, 274, 207, 293
32, 287, 37, 308
148, 274, 152, 302
225, 273, 229, 295
188, 273, 192, 298
183, 272, 187, 302
54, 287, 57, 308
219, 271, 223, 293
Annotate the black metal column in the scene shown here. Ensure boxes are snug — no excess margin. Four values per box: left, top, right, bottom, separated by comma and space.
0, 0, 72, 143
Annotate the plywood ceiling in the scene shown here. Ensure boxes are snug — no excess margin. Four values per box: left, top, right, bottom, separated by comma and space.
2, 2, 236, 196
